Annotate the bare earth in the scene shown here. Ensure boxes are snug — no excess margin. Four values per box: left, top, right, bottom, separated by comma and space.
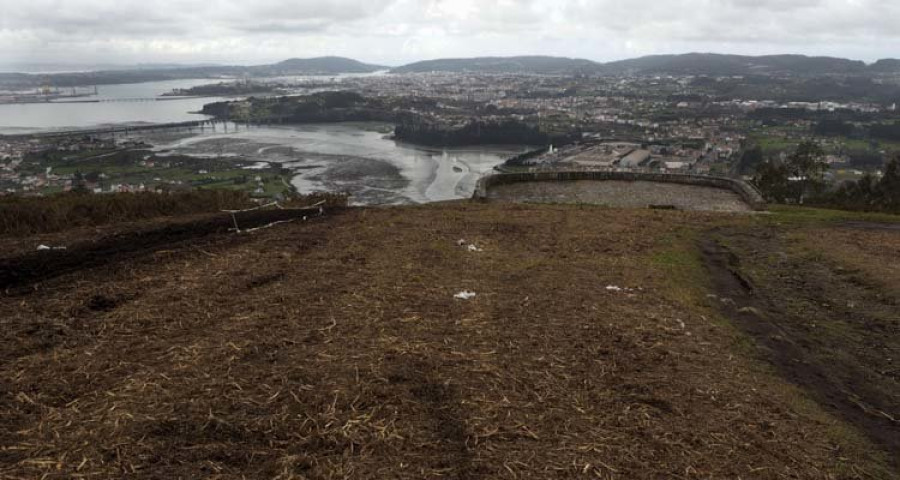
486, 180, 753, 212
1, 204, 897, 479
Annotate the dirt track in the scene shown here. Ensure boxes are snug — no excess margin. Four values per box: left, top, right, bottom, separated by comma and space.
1, 204, 898, 479
702, 230, 900, 469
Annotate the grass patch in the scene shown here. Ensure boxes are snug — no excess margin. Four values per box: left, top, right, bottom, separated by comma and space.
749, 134, 800, 154
648, 227, 711, 310
767, 205, 900, 226
648, 226, 763, 357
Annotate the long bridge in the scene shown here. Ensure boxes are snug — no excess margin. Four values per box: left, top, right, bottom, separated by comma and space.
0, 119, 250, 140
51, 96, 208, 104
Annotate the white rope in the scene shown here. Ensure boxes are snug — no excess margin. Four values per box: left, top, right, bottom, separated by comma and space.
239, 219, 297, 233
294, 200, 326, 209
225, 199, 329, 234
222, 201, 281, 214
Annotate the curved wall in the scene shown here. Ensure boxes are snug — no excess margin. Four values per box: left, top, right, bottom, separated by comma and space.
474, 171, 767, 211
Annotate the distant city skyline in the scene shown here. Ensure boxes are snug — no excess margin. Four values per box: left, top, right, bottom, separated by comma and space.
0, 0, 897, 68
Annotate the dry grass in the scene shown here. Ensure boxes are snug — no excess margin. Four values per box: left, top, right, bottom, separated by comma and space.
0, 190, 252, 236
0, 191, 350, 237
0, 203, 894, 479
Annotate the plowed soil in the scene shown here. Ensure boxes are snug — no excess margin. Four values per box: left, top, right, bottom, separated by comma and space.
1, 204, 897, 479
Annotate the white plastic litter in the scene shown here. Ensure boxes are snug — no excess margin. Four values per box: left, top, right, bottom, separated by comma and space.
36, 245, 66, 251
454, 291, 477, 300
457, 239, 483, 252
606, 285, 640, 293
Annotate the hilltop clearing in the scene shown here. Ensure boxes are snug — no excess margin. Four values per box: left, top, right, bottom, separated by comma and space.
1, 204, 897, 478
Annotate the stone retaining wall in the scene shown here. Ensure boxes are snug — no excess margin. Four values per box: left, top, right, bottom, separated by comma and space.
474, 171, 767, 211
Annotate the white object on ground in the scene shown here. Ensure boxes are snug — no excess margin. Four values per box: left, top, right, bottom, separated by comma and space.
457, 239, 483, 252
37, 245, 66, 251
606, 285, 640, 293
454, 291, 477, 300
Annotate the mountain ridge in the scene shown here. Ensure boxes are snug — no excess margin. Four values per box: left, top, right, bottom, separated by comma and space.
390, 55, 599, 74
0, 56, 387, 89
3, 53, 899, 90
391, 53, 900, 75
600, 53, 870, 75
257, 56, 386, 74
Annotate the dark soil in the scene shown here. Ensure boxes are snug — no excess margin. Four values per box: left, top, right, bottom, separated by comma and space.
1, 204, 896, 478
0, 206, 331, 293
841, 221, 900, 232
701, 229, 900, 470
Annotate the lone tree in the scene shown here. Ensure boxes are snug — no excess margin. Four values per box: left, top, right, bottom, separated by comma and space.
737, 144, 764, 175
786, 141, 828, 204
753, 160, 792, 203
879, 155, 900, 210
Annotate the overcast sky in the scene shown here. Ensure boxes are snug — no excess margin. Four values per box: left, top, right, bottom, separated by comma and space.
0, 0, 896, 68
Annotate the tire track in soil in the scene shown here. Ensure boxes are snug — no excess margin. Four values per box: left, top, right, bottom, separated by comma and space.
700, 236, 900, 470
0, 207, 334, 293
389, 359, 479, 479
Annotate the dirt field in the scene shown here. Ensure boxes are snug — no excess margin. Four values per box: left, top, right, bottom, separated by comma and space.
703, 212, 900, 469
1, 203, 898, 478
485, 180, 753, 212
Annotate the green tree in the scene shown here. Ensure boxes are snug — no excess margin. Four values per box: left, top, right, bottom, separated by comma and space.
71, 171, 91, 194
878, 156, 900, 210
753, 160, 792, 203
737, 144, 764, 175
786, 141, 828, 204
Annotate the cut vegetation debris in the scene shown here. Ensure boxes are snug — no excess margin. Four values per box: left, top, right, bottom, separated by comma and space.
0, 203, 898, 478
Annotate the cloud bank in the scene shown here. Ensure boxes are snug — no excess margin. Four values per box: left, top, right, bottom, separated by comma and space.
0, 0, 895, 67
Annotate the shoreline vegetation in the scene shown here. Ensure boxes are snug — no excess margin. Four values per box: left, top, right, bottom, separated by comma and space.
199, 91, 579, 147
162, 81, 289, 98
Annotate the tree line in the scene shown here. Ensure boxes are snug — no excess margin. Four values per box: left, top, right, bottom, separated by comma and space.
752, 141, 900, 213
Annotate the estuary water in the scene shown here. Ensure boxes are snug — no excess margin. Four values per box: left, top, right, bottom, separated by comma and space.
0, 78, 527, 204
148, 123, 527, 205
0, 79, 222, 134
0, 73, 382, 134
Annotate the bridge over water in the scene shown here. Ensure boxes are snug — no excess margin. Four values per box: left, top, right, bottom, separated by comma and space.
474, 171, 766, 212
50, 96, 208, 104
0, 119, 253, 140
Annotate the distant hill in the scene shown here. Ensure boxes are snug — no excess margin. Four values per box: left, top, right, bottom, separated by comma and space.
389, 53, 885, 76
391, 56, 601, 74
0, 57, 386, 89
255, 56, 386, 75
3, 53, 897, 91
869, 59, 900, 73
599, 53, 868, 76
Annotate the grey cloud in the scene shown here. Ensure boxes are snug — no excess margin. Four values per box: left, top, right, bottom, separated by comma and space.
564, 0, 900, 42
0, 0, 896, 66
